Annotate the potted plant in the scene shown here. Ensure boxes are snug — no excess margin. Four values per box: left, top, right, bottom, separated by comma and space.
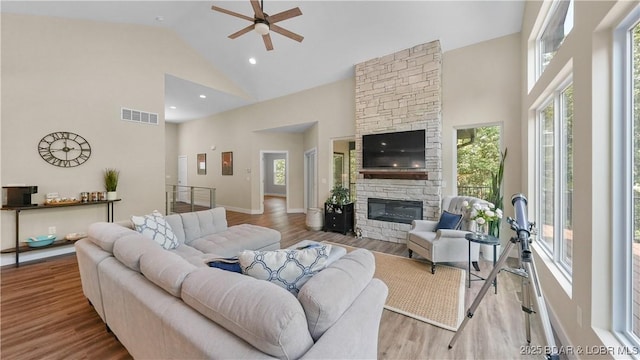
104, 168, 120, 200
486, 148, 507, 237
326, 185, 350, 206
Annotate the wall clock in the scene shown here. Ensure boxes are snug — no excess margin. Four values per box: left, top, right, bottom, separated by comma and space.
38, 131, 91, 167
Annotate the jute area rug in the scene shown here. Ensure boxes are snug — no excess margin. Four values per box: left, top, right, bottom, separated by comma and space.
330, 243, 465, 332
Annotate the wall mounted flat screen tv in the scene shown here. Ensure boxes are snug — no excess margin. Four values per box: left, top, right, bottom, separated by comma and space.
362, 129, 426, 170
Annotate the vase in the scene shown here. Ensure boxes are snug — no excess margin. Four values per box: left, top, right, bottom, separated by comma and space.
106, 191, 117, 201
476, 222, 487, 236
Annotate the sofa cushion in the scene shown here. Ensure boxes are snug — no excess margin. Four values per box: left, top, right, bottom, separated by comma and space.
297, 249, 375, 341
131, 210, 179, 250
181, 267, 314, 359
239, 245, 331, 295
188, 224, 281, 257
164, 214, 185, 244
180, 207, 228, 243
113, 233, 166, 273
140, 249, 197, 297
88, 222, 138, 253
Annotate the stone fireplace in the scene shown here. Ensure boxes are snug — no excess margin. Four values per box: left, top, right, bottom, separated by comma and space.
354, 41, 442, 243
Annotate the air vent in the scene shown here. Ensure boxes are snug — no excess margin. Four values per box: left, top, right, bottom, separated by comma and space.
121, 107, 159, 126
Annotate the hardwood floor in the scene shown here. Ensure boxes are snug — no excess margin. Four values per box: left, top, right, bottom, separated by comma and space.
1, 196, 548, 359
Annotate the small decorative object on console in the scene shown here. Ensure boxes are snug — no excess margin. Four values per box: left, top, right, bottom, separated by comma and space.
65, 232, 87, 241
44, 192, 79, 205
26, 234, 56, 248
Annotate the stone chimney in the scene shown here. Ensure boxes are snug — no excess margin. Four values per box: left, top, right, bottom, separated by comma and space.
354, 41, 442, 243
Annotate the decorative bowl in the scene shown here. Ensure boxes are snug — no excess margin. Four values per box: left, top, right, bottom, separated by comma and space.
26, 235, 56, 248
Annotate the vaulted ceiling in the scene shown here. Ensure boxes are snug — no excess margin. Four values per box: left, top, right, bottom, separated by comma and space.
1, 1, 525, 122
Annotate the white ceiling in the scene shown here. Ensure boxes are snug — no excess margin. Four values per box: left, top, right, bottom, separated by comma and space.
1, 0, 525, 123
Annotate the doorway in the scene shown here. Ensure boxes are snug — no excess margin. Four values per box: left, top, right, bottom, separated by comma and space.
260, 150, 288, 214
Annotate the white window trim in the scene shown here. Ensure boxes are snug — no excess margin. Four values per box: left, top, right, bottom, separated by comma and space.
534, 76, 574, 284
535, 0, 574, 79
612, 4, 640, 348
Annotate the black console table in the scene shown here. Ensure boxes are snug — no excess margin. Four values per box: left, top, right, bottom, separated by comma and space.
1, 199, 121, 266
323, 202, 354, 235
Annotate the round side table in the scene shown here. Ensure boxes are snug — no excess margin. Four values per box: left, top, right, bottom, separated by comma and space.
465, 232, 500, 294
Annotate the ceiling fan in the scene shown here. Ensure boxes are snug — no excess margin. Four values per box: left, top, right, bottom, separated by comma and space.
211, 0, 303, 51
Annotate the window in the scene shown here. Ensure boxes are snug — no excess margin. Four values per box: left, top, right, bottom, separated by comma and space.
632, 17, 640, 343
456, 125, 502, 200
613, 8, 640, 347
627, 19, 640, 344
273, 159, 285, 186
538, 0, 574, 75
536, 82, 574, 276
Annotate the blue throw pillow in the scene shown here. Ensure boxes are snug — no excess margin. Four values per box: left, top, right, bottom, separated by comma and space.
436, 211, 463, 230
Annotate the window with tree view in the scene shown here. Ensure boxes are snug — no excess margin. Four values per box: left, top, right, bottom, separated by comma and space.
457, 125, 501, 200
614, 12, 640, 345
536, 82, 573, 276
273, 159, 285, 186
538, 0, 574, 75
631, 17, 640, 342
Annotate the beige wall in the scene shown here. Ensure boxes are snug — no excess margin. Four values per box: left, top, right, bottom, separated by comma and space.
0, 14, 241, 253
442, 33, 522, 243
174, 79, 355, 214
521, 0, 636, 351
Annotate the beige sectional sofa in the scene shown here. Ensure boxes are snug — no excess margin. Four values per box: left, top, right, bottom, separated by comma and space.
75, 207, 388, 359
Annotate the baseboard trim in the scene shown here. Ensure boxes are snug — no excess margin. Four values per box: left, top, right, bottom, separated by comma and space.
1, 245, 76, 267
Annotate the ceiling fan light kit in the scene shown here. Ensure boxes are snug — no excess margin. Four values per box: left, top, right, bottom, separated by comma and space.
212, 0, 303, 51
254, 21, 269, 36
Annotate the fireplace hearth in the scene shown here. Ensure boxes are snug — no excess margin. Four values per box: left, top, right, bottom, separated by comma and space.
367, 198, 423, 224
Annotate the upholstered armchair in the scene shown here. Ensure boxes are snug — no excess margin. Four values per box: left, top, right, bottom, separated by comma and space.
407, 195, 487, 274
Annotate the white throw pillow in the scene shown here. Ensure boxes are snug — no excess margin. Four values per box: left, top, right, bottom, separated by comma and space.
239, 245, 332, 295
131, 210, 179, 250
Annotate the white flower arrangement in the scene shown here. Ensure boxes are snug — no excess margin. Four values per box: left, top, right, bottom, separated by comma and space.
461, 200, 503, 225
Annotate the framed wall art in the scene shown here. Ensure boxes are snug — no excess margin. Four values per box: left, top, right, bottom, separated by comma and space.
197, 153, 207, 175
222, 151, 233, 175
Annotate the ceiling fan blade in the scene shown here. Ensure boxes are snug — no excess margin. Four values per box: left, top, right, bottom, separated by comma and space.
229, 24, 255, 39
211, 5, 254, 22
262, 34, 274, 51
270, 24, 304, 42
267, 7, 302, 24
250, 0, 265, 19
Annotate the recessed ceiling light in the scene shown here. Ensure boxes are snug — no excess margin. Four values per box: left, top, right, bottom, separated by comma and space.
249, 57, 257, 65
155, 16, 164, 22
169, 106, 177, 109
199, 94, 207, 99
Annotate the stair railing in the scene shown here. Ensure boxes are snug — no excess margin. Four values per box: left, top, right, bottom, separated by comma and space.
165, 185, 216, 214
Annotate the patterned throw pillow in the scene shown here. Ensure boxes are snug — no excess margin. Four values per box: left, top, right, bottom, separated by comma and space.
131, 210, 179, 250
238, 245, 332, 296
